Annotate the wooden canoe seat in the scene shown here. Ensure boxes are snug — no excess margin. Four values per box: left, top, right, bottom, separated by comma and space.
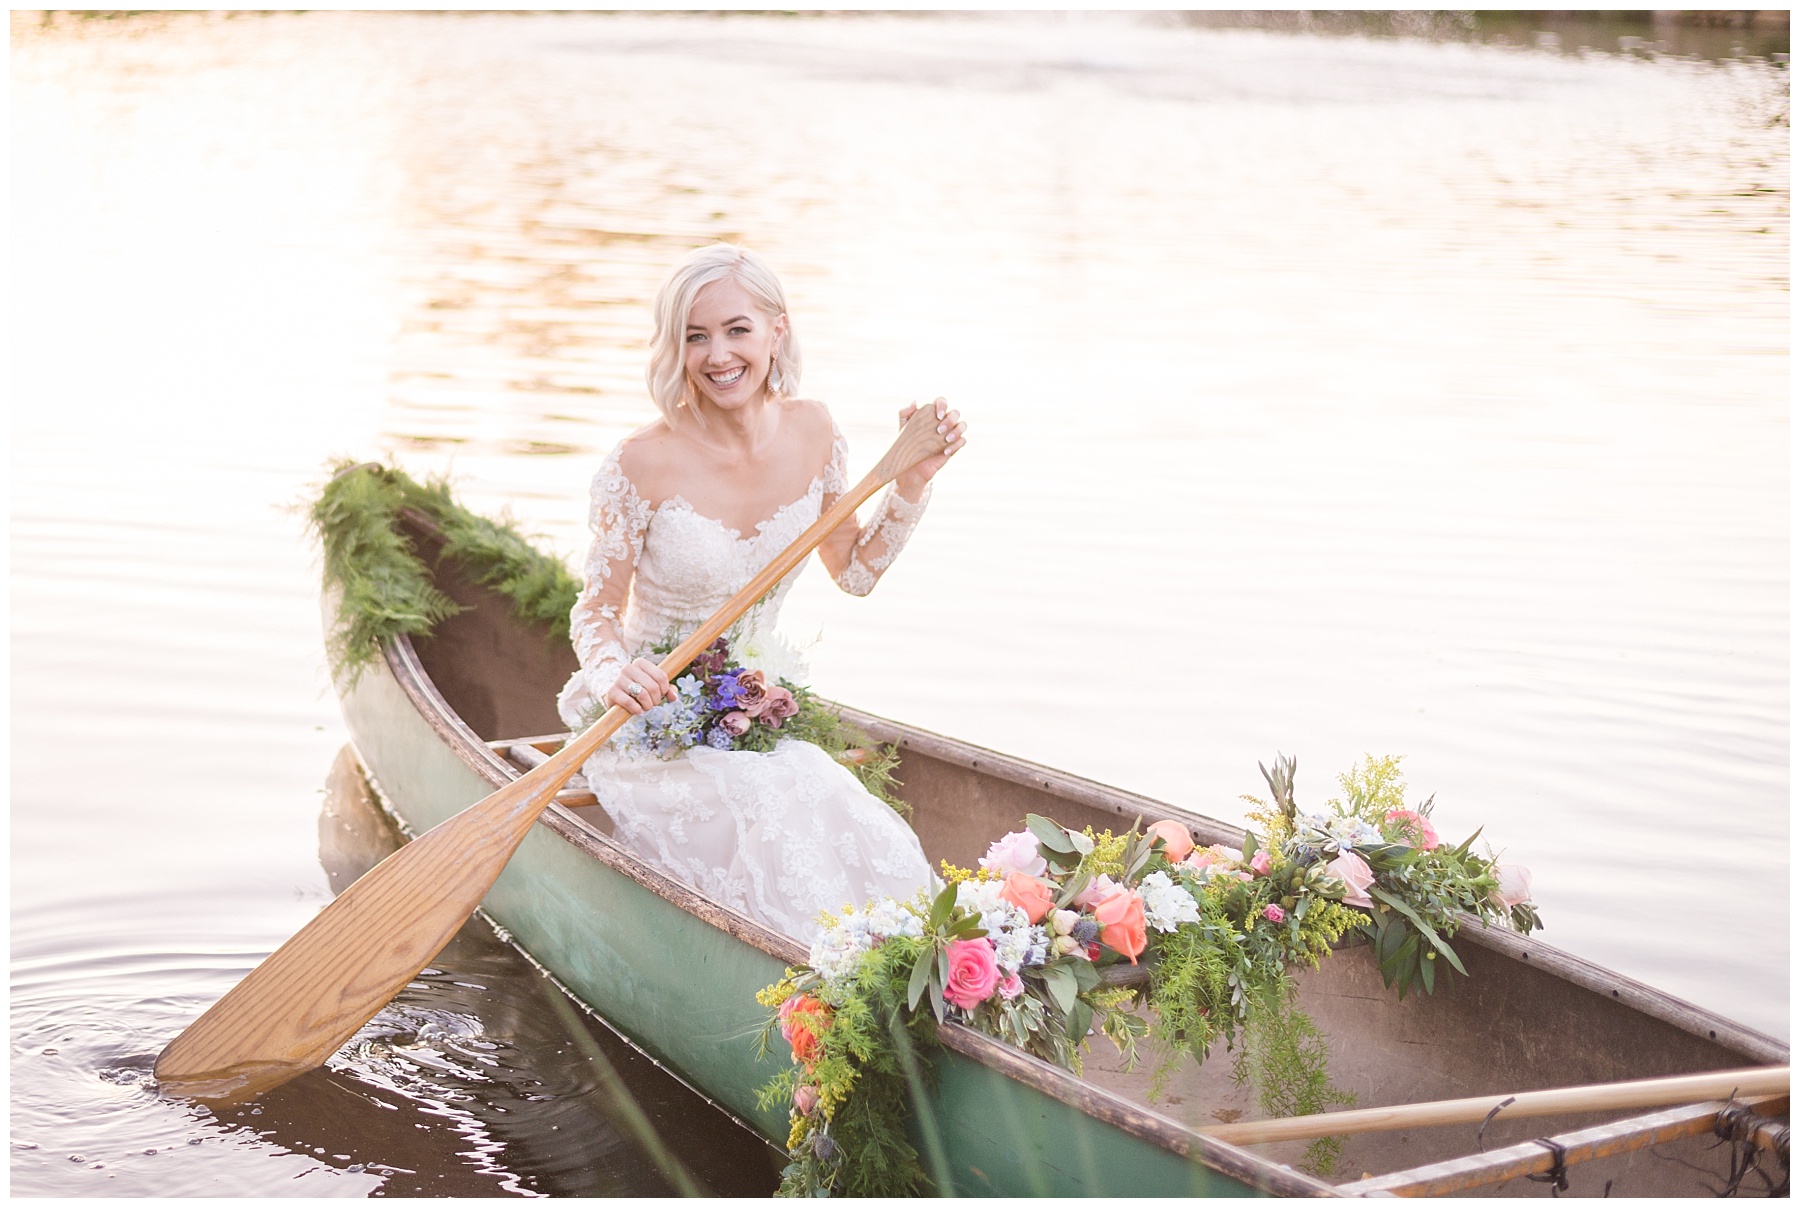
489, 734, 598, 807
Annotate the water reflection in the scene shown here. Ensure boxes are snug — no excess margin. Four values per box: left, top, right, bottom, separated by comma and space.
10, 9, 1788, 1198
310, 746, 782, 1196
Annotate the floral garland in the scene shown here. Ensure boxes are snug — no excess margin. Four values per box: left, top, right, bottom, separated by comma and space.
756, 754, 1540, 1195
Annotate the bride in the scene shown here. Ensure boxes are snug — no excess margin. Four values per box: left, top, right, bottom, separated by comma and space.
555, 244, 968, 942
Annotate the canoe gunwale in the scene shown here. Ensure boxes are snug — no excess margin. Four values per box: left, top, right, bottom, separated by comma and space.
378, 633, 1341, 1196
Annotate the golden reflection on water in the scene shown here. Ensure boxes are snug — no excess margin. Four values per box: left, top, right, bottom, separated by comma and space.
10, 9, 1789, 1196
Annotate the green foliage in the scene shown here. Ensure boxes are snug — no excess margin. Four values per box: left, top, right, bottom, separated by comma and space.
760, 941, 938, 1197
307, 460, 579, 682
1230, 972, 1357, 1176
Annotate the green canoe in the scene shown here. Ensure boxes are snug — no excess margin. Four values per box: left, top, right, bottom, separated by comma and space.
330, 512, 1787, 1197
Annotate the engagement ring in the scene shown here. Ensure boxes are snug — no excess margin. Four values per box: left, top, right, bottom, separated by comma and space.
625, 682, 644, 697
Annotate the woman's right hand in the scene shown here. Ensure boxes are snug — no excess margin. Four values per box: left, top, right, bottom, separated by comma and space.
605, 657, 677, 715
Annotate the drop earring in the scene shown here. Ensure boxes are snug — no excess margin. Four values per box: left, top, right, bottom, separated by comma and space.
767, 347, 784, 396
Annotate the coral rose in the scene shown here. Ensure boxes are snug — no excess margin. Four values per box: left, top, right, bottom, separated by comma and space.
1093, 889, 1148, 964
999, 871, 1055, 924
779, 994, 829, 1067
979, 830, 1047, 879
1384, 808, 1440, 851
944, 938, 1001, 1010
1490, 864, 1533, 910
1325, 849, 1376, 909
1147, 820, 1195, 862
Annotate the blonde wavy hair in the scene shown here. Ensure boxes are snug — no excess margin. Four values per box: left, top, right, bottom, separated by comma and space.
645, 243, 802, 423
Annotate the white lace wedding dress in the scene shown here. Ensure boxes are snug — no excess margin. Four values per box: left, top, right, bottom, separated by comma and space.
555, 423, 935, 942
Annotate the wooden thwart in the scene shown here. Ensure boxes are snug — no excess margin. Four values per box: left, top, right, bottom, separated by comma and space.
500, 742, 597, 807
1341, 1093, 1787, 1196
1200, 1065, 1789, 1147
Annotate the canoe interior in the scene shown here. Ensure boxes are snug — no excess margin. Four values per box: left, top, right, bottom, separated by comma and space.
394, 518, 1787, 1196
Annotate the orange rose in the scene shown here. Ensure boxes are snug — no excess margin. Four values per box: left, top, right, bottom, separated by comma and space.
779, 993, 830, 1068
1147, 820, 1195, 862
1093, 889, 1148, 964
999, 870, 1055, 924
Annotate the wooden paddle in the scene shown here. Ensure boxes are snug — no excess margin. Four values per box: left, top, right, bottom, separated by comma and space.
1199, 1065, 1790, 1147
155, 407, 952, 1100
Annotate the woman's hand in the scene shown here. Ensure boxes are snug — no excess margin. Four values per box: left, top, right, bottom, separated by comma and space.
605, 657, 678, 715
895, 397, 967, 498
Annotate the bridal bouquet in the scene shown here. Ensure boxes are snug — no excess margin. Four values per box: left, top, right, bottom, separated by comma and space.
611, 635, 803, 758
606, 632, 910, 814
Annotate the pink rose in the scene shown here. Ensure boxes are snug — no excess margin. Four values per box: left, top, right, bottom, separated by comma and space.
1384, 808, 1440, 851
1184, 844, 1240, 871
979, 830, 1047, 878
1093, 890, 1148, 964
1263, 904, 1285, 924
734, 669, 768, 714
1073, 874, 1121, 910
997, 972, 1024, 1001
944, 939, 1001, 1010
793, 1084, 820, 1116
1490, 864, 1533, 910
999, 871, 1055, 924
718, 710, 751, 737
1147, 820, 1195, 862
758, 686, 799, 728
1249, 851, 1273, 876
1325, 849, 1375, 909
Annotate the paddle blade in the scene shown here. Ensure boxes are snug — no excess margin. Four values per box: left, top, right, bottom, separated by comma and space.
154, 771, 562, 1100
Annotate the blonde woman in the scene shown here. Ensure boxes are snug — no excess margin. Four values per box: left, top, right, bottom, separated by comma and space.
556, 244, 967, 941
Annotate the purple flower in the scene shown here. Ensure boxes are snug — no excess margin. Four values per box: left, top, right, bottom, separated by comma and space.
705, 727, 733, 750
708, 671, 749, 712
692, 638, 730, 678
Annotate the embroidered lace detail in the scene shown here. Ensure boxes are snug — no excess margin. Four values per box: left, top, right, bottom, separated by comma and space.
554, 426, 934, 941
559, 448, 654, 727
834, 481, 932, 597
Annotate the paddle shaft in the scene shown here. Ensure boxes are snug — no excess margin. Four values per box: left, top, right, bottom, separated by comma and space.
1200, 1065, 1789, 1147
154, 407, 950, 1099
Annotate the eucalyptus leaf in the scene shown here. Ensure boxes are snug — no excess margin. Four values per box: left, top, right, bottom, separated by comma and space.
1068, 829, 1096, 856
907, 948, 933, 1011
1026, 814, 1076, 853
1370, 887, 1467, 975
1041, 965, 1077, 1014
1065, 999, 1094, 1042
1071, 959, 1101, 993
929, 882, 956, 930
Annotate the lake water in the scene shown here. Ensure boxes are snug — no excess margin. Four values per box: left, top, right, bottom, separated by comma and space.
10, 11, 1788, 1196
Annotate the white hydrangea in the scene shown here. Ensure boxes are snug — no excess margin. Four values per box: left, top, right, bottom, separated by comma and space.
866, 896, 924, 941
956, 879, 1028, 940
809, 922, 872, 984
1139, 871, 1201, 933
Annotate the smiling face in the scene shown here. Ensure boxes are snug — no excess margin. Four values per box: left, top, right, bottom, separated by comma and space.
683, 277, 787, 411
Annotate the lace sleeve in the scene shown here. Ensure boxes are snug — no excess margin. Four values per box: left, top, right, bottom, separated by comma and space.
825, 424, 932, 598
556, 446, 651, 729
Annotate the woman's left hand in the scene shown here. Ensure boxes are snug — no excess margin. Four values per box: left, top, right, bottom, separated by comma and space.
896, 397, 967, 496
